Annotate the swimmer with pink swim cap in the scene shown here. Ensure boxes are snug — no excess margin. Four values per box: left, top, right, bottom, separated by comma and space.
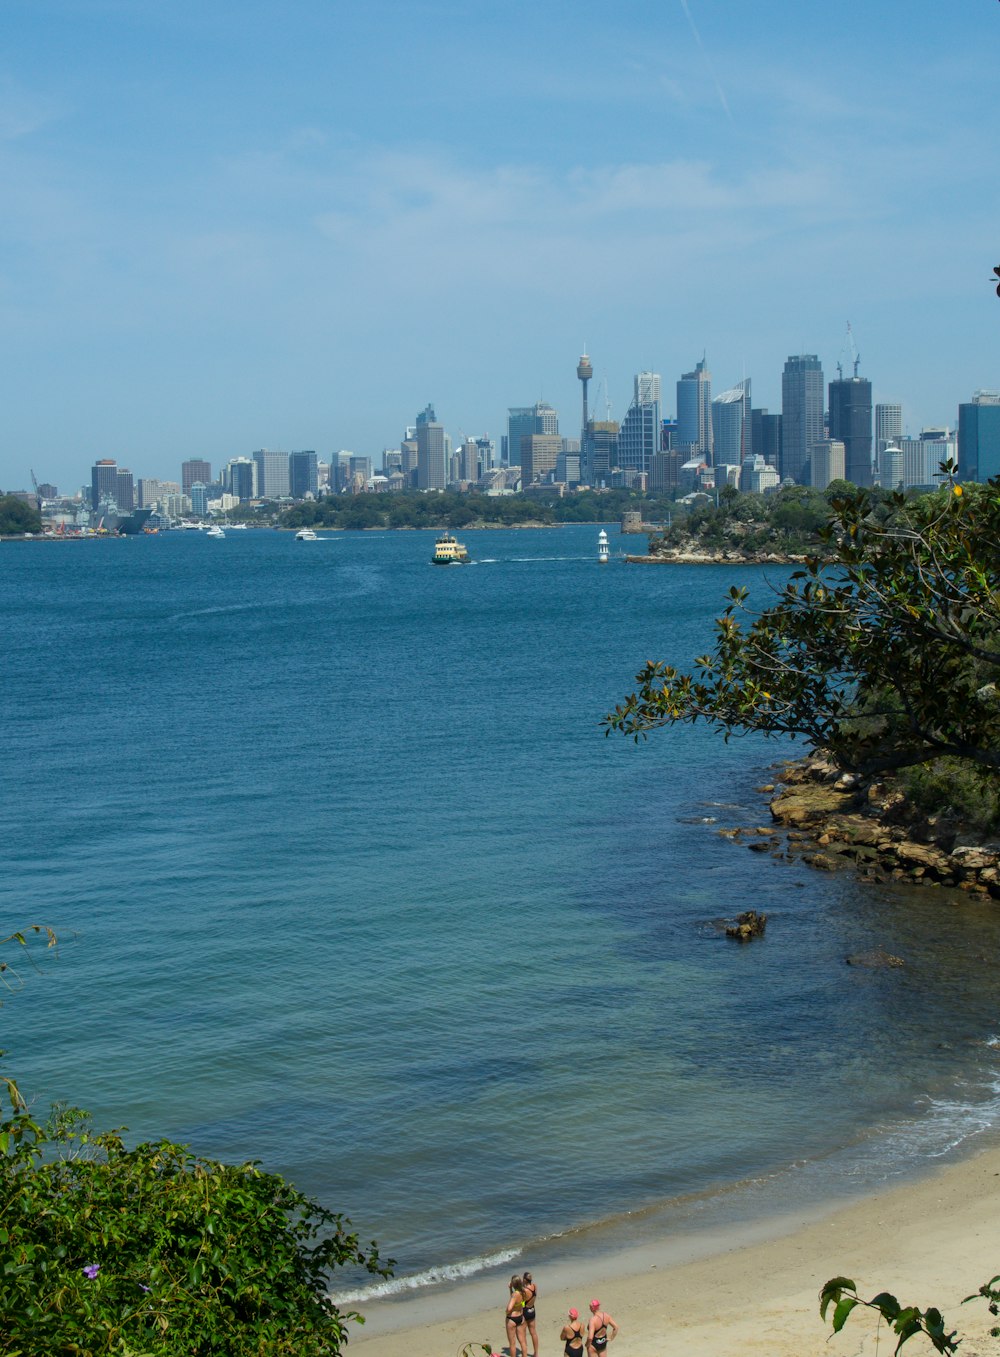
561, 1307, 584, 1357
586, 1299, 619, 1357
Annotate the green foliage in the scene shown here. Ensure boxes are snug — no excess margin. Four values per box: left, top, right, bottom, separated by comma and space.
606, 473, 1000, 780
964, 1275, 1000, 1338
819, 1277, 960, 1356
0, 494, 42, 535
0, 928, 392, 1355
899, 758, 1000, 833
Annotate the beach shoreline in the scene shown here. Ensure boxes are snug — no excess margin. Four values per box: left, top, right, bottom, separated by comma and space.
350, 1138, 1000, 1357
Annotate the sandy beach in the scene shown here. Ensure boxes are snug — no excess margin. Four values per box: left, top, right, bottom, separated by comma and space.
352, 1143, 1000, 1357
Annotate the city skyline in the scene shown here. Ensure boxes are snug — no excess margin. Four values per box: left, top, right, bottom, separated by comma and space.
2, 1, 998, 489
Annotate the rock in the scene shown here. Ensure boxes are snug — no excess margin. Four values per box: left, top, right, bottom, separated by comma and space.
845, 949, 905, 969
895, 841, 950, 874
770, 784, 856, 826
747, 840, 773, 853
950, 847, 997, 872
756, 784, 775, 793
801, 852, 840, 871
726, 910, 767, 941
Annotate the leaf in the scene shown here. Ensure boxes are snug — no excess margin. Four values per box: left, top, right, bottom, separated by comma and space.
832, 1297, 859, 1332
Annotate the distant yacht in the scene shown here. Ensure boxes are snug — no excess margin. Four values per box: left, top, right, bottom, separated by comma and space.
205, 524, 226, 539
295, 528, 319, 541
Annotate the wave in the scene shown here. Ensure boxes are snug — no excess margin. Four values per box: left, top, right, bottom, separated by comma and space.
331, 1246, 521, 1305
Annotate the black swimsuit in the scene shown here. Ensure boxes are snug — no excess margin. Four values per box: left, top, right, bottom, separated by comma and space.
564, 1322, 583, 1357
523, 1284, 537, 1324
592, 1319, 609, 1353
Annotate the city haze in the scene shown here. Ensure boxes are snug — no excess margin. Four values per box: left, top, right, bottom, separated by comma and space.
2, 0, 998, 489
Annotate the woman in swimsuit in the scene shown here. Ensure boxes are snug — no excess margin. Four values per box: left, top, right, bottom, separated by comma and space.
521, 1270, 539, 1357
586, 1299, 619, 1357
506, 1275, 529, 1357
560, 1306, 584, 1357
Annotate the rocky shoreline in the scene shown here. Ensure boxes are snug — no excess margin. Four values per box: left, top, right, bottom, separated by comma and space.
720, 756, 1000, 899
626, 550, 809, 565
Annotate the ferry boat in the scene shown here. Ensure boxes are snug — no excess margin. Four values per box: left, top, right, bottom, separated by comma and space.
295, 527, 319, 541
431, 533, 469, 565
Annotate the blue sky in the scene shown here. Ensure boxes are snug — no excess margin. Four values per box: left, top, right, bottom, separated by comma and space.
2, 0, 998, 490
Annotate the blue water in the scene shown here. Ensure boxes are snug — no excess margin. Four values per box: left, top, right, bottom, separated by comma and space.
3, 525, 1000, 1296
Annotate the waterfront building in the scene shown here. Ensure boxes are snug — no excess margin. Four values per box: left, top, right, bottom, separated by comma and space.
252, 448, 290, 499
810, 439, 846, 490
289, 450, 319, 500
676, 358, 713, 461
416, 409, 446, 490
829, 375, 873, 487
115, 468, 134, 512
182, 459, 212, 496
712, 379, 751, 466
958, 392, 1000, 482
90, 458, 119, 511
190, 482, 208, 516
616, 372, 661, 479
136, 478, 163, 509
781, 355, 824, 484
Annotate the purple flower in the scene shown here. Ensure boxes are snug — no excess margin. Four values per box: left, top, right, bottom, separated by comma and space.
140, 1284, 150, 1292
82, 1263, 100, 1280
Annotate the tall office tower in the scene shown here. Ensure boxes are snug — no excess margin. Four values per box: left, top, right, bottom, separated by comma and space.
899, 431, 956, 488
829, 374, 873, 487
874, 403, 902, 467
712, 379, 751, 466
115, 468, 135, 512
584, 420, 619, 486
181, 459, 212, 496
226, 457, 257, 501
507, 402, 558, 469
288, 450, 319, 500
400, 438, 419, 482
475, 436, 495, 474
958, 391, 1000, 481
617, 372, 662, 477
349, 455, 373, 483
190, 482, 208, 516
676, 357, 713, 461
136, 478, 162, 509
459, 439, 479, 482
781, 355, 824, 483
383, 449, 404, 476
521, 433, 562, 485
810, 439, 846, 490
750, 408, 781, 465
252, 448, 290, 499
416, 412, 446, 489
90, 458, 119, 510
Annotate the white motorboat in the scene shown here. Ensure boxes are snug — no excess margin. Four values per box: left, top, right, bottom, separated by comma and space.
206, 524, 226, 539
295, 528, 320, 541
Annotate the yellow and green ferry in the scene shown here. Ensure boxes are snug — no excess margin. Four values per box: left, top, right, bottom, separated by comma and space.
431, 532, 470, 565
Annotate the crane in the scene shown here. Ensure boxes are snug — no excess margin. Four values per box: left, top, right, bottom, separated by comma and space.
30, 469, 41, 510
836, 323, 861, 381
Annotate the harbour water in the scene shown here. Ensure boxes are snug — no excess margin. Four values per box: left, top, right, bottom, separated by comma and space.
3, 524, 1000, 1302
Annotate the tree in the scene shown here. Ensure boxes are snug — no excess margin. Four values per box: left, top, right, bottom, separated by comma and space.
605, 475, 1000, 779
0, 494, 42, 536
0, 929, 393, 1355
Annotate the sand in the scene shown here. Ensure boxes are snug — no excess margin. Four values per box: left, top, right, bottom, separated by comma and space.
350, 1143, 1000, 1357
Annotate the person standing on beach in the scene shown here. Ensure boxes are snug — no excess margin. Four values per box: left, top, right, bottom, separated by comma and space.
506, 1274, 529, 1357
521, 1269, 539, 1356
586, 1299, 618, 1357
560, 1307, 584, 1357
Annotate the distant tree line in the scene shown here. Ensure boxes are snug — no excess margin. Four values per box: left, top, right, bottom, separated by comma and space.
0, 494, 42, 536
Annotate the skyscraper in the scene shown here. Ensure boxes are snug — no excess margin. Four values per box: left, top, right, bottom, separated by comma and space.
90, 458, 119, 510
781, 355, 824, 483
958, 392, 1000, 481
252, 449, 290, 499
288, 450, 319, 499
712, 379, 751, 467
182, 459, 212, 496
829, 375, 873, 487
676, 357, 713, 460
115, 468, 134, 512
577, 352, 593, 439
416, 408, 446, 489
226, 457, 256, 501
810, 439, 846, 490
617, 372, 661, 477
520, 434, 562, 485
506, 403, 558, 470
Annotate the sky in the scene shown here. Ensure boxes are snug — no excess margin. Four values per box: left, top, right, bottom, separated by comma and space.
2, 0, 999, 491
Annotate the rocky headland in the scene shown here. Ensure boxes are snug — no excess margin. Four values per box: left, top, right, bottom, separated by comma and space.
720, 756, 1000, 899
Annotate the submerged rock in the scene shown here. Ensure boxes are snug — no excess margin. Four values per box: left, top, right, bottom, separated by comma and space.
845, 948, 905, 969
725, 910, 767, 942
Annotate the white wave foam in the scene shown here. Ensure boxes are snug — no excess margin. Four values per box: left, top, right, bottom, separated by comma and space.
331, 1246, 520, 1305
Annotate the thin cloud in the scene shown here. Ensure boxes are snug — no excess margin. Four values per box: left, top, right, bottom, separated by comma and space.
678, 0, 732, 121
